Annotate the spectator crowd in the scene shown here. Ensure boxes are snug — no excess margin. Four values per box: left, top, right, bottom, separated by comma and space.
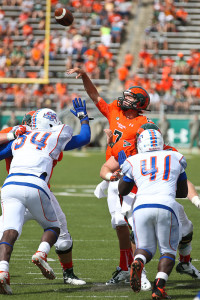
0, 0, 200, 114
0, 0, 132, 110
118, 0, 200, 113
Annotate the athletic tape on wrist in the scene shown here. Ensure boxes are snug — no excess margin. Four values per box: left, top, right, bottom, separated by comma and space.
105, 173, 112, 181
7, 132, 15, 141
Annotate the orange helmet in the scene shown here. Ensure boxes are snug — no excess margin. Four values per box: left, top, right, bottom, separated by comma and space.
117, 86, 150, 111
22, 111, 35, 126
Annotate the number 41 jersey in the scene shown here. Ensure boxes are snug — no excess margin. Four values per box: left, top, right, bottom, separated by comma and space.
121, 150, 187, 204
9, 124, 73, 183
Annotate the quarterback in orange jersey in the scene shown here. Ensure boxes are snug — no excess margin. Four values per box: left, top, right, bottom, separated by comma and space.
67, 67, 153, 289
95, 93, 153, 161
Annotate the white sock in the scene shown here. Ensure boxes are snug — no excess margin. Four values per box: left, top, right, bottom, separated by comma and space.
37, 242, 50, 254
0, 261, 9, 272
134, 254, 147, 265
156, 272, 168, 282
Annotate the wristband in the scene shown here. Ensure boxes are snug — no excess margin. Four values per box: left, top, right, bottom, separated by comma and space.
7, 132, 15, 141
77, 112, 88, 120
105, 172, 112, 181
191, 196, 200, 208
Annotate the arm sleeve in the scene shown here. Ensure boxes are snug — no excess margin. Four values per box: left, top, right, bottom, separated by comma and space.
179, 155, 187, 170
0, 141, 13, 160
96, 98, 110, 120
122, 175, 135, 183
64, 123, 91, 151
178, 171, 187, 181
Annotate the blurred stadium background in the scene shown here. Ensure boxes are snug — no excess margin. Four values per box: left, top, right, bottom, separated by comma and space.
0, 0, 199, 150
0, 1, 200, 298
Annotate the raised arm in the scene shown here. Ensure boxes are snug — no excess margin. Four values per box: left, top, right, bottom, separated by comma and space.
64, 98, 91, 151
66, 68, 101, 105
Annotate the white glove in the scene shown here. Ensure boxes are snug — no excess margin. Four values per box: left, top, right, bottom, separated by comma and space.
191, 196, 200, 209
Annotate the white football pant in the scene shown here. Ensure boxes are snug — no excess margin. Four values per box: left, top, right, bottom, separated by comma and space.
1, 175, 59, 234
132, 206, 180, 257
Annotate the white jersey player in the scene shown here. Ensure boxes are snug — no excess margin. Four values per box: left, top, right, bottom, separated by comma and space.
9, 120, 72, 183
118, 129, 188, 300
0, 109, 73, 295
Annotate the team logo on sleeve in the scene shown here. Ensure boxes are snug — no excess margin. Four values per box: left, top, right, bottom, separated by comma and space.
123, 140, 132, 147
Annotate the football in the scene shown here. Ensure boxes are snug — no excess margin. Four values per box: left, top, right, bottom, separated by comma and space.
54, 8, 74, 27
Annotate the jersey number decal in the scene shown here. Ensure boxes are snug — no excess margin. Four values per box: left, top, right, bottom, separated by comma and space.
14, 132, 52, 150
31, 132, 52, 150
141, 155, 171, 181
113, 130, 122, 143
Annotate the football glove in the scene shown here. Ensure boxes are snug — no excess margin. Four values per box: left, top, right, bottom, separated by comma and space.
14, 125, 26, 138
110, 169, 123, 181
191, 196, 200, 209
70, 98, 89, 122
118, 150, 127, 167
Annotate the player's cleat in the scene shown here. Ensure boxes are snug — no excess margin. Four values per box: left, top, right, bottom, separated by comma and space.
130, 260, 144, 292
141, 267, 151, 291
152, 286, 171, 299
105, 266, 130, 285
63, 268, 86, 285
193, 291, 200, 300
0, 271, 12, 295
152, 279, 171, 299
176, 260, 200, 279
125, 267, 151, 291
32, 251, 56, 280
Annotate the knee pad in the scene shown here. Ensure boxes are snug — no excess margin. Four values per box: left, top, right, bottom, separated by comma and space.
179, 231, 193, 245
178, 232, 193, 255
55, 239, 73, 254
178, 232, 193, 256
111, 211, 127, 229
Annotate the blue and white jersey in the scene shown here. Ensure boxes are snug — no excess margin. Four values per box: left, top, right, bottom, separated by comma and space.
9, 124, 73, 182
121, 150, 186, 211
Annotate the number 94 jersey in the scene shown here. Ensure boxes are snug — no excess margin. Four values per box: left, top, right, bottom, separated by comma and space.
10, 124, 73, 182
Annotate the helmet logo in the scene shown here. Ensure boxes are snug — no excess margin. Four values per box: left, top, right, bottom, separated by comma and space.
43, 112, 57, 122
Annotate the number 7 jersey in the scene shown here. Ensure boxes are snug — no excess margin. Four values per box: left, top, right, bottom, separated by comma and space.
9, 124, 73, 183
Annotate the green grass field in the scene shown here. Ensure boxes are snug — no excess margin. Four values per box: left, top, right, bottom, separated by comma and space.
0, 150, 200, 300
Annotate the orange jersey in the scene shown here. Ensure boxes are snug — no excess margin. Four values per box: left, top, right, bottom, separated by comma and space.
96, 98, 154, 160
111, 138, 136, 161
111, 138, 138, 194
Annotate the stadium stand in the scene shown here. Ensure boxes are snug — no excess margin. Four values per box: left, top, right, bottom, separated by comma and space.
0, 0, 134, 113
0, 0, 199, 133
128, 0, 200, 113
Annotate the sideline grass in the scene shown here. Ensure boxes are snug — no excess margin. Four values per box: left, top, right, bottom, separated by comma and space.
0, 151, 200, 299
